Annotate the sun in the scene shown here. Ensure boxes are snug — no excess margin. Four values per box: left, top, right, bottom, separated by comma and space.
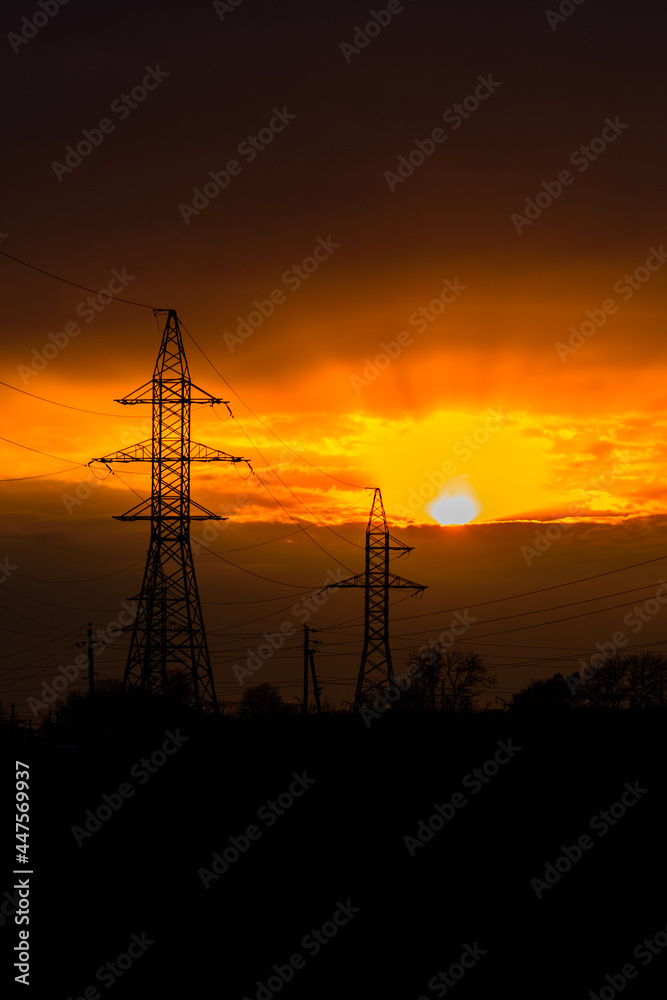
426, 492, 481, 525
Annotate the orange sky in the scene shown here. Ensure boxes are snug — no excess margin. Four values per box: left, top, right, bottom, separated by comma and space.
2, 0, 666, 716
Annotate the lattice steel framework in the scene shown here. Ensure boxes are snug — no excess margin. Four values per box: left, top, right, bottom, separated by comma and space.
91, 309, 248, 713
331, 488, 426, 712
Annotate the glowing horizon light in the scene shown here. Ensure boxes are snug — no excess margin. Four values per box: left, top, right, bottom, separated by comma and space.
426, 492, 481, 525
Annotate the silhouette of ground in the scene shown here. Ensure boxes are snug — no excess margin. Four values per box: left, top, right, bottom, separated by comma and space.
9, 706, 667, 998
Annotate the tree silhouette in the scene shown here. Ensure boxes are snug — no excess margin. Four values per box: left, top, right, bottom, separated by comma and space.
440, 648, 495, 711
573, 651, 667, 710
624, 650, 666, 709
510, 673, 573, 715
240, 682, 285, 718
401, 646, 495, 711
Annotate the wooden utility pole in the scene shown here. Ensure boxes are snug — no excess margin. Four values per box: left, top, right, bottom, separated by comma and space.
76, 623, 104, 792
302, 625, 322, 718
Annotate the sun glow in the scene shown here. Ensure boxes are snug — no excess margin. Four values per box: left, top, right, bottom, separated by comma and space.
427, 494, 481, 525
425, 479, 482, 525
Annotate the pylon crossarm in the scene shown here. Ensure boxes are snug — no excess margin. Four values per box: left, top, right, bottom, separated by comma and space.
323, 572, 366, 591
113, 498, 151, 520
387, 533, 414, 553
190, 442, 249, 464
91, 442, 153, 463
327, 573, 425, 593
116, 395, 222, 405
114, 380, 154, 404
387, 573, 428, 592
114, 497, 228, 521
189, 380, 228, 404
188, 497, 225, 518
114, 382, 226, 407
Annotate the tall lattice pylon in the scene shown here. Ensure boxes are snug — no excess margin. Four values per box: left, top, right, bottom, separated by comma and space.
91, 309, 249, 713
330, 487, 426, 712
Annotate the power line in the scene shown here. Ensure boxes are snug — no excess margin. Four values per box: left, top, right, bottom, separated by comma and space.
478, 635, 667, 675
396, 595, 667, 646
0, 584, 118, 614
392, 579, 666, 636
207, 595, 316, 632
250, 467, 358, 569
196, 532, 319, 588
110, 467, 145, 502
15, 559, 145, 585
0, 466, 91, 483
0, 380, 140, 419
203, 590, 315, 606
328, 554, 667, 629
0, 434, 86, 468
200, 525, 306, 559
0, 629, 88, 671
0, 594, 86, 634
180, 318, 366, 491
0, 249, 166, 310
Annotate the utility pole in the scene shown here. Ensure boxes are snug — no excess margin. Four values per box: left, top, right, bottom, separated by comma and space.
91, 310, 250, 714
309, 644, 322, 717
76, 623, 104, 710
76, 623, 104, 792
326, 487, 426, 713
302, 625, 310, 719
302, 626, 322, 718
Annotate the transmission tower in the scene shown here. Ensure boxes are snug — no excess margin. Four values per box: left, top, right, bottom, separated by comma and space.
91, 309, 249, 713
330, 487, 426, 712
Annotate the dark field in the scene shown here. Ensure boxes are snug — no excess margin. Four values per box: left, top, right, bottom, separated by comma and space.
7, 705, 667, 999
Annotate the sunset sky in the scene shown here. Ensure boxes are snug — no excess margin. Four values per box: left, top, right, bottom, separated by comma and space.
2, 0, 666, 716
